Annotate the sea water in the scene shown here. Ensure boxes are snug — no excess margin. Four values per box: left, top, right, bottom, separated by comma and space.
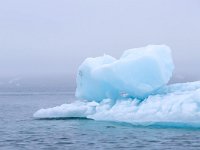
1, 87, 200, 150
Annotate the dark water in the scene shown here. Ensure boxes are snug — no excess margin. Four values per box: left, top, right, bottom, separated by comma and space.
1, 91, 200, 150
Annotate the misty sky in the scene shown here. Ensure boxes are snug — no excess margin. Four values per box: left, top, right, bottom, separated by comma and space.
0, 0, 200, 82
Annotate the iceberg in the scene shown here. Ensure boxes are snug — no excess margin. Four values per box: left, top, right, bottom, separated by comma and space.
76, 45, 174, 102
33, 45, 200, 127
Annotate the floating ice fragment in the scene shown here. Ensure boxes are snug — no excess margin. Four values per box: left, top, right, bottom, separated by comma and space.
33, 45, 200, 127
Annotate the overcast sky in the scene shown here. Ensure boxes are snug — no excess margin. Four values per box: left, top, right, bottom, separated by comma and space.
0, 0, 200, 82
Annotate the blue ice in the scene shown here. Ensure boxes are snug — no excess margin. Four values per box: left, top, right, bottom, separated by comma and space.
34, 45, 200, 127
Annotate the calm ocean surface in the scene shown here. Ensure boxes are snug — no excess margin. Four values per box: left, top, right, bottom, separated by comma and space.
1, 87, 200, 150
